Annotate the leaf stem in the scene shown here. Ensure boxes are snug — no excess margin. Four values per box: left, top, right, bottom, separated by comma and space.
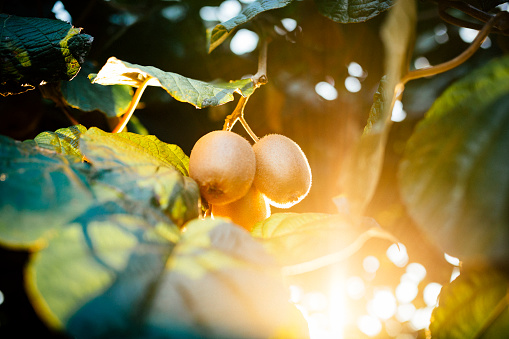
400, 12, 504, 85
112, 77, 151, 133
251, 37, 270, 88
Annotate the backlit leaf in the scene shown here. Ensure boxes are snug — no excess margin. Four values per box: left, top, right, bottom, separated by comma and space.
338, 0, 416, 215
25, 125, 87, 161
314, 0, 395, 23
430, 266, 509, 338
207, 0, 295, 53
253, 213, 397, 275
80, 127, 200, 226
0, 14, 93, 96
0, 135, 94, 248
91, 57, 254, 108
399, 56, 509, 262
27, 217, 298, 338
61, 63, 133, 117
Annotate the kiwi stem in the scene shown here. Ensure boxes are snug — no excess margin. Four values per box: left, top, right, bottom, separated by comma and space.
239, 116, 259, 143
112, 76, 151, 133
400, 12, 503, 85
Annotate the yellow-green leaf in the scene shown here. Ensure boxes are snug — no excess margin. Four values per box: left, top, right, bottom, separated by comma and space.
91, 57, 254, 108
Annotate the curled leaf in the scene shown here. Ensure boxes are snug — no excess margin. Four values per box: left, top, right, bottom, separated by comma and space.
91, 57, 254, 108
0, 14, 93, 96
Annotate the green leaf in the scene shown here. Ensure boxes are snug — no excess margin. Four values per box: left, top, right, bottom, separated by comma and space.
314, 0, 395, 23
27, 217, 298, 338
25, 125, 87, 161
252, 213, 397, 275
338, 0, 416, 214
80, 127, 200, 226
399, 56, 509, 262
91, 57, 254, 108
0, 135, 94, 248
60, 63, 133, 117
207, 0, 295, 53
0, 14, 93, 96
430, 266, 509, 338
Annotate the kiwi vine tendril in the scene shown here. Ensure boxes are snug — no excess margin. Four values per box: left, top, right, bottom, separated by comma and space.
400, 12, 506, 86
112, 76, 152, 133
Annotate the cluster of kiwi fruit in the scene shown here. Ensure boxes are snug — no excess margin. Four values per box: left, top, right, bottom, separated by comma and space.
189, 130, 312, 231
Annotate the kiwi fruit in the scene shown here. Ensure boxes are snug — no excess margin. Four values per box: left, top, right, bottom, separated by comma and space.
212, 185, 271, 231
252, 134, 311, 208
189, 130, 256, 205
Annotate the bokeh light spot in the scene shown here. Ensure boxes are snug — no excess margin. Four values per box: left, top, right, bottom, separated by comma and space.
347, 276, 366, 299
406, 262, 427, 282
230, 29, 259, 55
344, 76, 361, 93
423, 282, 442, 307
363, 256, 380, 273
369, 289, 397, 320
391, 100, 407, 122
396, 303, 416, 323
52, 1, 72, 23
347, 62, 364, 77
358, 315, 382, 337
414, 56, 431, 70
281, 18, 297, 32
396, 281, 418, 303
387, 243, 409, 267
409, 307, 434, 330
315, 82, 338, 100
444, 253, 460, 266
217, 0, 242, 22
200, 6, 217, 21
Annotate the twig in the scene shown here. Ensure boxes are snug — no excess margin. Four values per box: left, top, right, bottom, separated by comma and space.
223, 95, 248, 130
251, 37, 270, 88
400, 12, 504, 85
112, 77, 151, 133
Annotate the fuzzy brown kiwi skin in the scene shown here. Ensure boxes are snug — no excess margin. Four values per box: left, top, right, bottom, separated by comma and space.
212, 185, 271, 231
252, 134, 312, 208
189, 130, 256, 206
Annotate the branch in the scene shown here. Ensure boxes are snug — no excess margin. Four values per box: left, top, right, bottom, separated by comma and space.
401, 12, 505, 85
112, 77, 151, 133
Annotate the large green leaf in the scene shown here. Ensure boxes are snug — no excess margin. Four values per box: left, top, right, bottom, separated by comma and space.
24, 125, 87, 161
91, 57, 254, 108
399, 56, 509, 262
252, 212, 397, 275
0, 135, 94, 248
0, 14, 93, 96
80, 127, 200, 226
314, 0, 395, 23
430, 266, 509, 338
61, 63, 133, 118
338, 0, 416, 215
207, 0, 295, 53
27, 217, 298, 338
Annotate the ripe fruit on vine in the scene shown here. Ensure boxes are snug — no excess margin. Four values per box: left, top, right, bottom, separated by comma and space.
252, 134, 311, 208
212, 185, 270, 231
189, 130, 256, 205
